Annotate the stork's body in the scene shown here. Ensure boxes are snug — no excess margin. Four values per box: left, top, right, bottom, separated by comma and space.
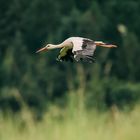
66, 37, 90, 52
36, 37, 117, 62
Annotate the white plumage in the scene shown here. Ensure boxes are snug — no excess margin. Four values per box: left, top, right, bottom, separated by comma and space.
66, 37, 87, 52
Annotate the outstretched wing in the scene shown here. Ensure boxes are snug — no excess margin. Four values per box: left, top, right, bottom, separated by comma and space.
57, 47, 73, 62
73, 39, 96, 63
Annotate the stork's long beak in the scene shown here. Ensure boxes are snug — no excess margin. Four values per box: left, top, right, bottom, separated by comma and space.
100, 43, 117, 48
36, 46, 48, 53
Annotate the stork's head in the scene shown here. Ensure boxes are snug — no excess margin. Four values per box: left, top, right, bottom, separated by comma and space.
36, 44, 57, 53
94, 41, 117, 48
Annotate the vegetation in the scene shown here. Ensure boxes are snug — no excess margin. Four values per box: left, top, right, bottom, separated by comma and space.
0, 101, 140, 140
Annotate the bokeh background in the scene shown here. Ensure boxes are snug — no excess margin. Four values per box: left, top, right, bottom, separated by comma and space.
0, 0, 140, 140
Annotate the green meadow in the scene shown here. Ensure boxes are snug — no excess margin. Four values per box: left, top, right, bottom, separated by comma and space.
0, 96, 140, 140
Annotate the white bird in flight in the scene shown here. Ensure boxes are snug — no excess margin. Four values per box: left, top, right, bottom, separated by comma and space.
36, 37, 117, 63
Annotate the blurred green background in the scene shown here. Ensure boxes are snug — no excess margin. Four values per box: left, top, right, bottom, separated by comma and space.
0, 0, 140, 139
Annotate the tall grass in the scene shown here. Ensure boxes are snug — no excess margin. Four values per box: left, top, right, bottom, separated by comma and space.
0, 93, 140, 140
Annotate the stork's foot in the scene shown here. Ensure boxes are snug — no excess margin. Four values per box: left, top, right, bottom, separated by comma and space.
56, 56, 73, 62
56, 58, 62, 62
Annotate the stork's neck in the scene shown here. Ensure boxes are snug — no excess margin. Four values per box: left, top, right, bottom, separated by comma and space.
48, 41, 73, 49
49, 44, 63, 49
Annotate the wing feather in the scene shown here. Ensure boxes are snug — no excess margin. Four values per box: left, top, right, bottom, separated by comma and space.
73, 39, 96, 63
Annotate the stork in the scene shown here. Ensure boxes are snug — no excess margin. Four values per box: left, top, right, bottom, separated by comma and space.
36, 37, 117, 63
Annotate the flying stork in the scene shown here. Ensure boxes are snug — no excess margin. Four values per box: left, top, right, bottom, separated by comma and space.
36, 37, 117, 63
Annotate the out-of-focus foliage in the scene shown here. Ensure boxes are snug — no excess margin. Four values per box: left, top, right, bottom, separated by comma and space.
0, 0, 140, 115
